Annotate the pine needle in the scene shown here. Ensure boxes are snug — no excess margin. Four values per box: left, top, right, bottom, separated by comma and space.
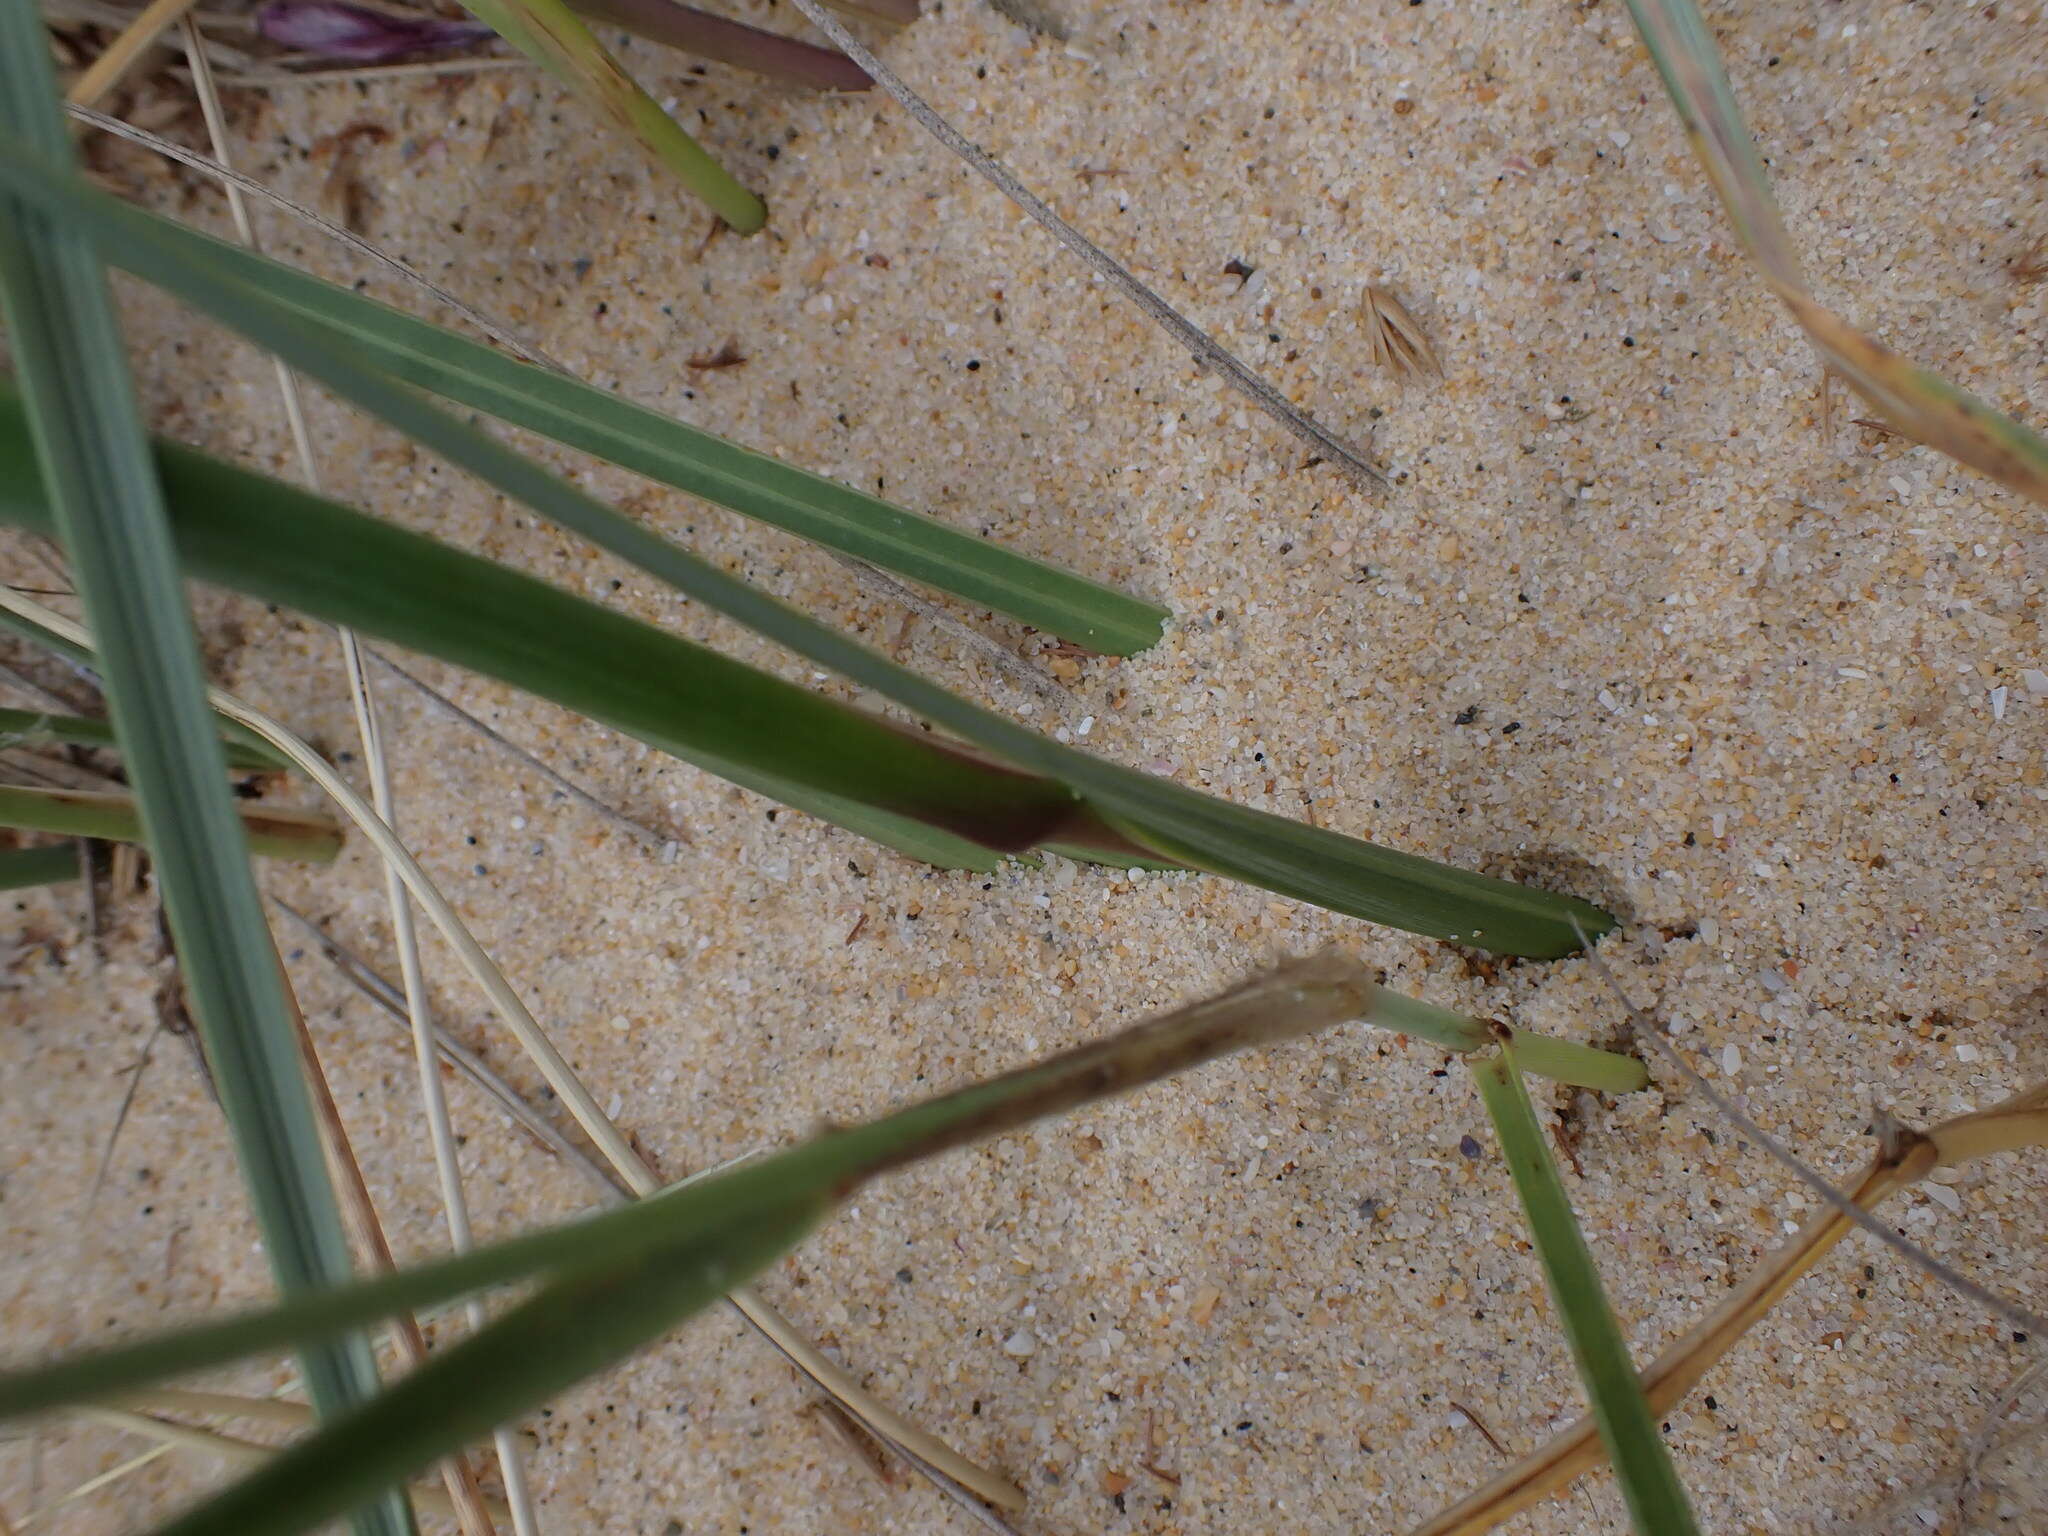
784, 0, 1384, 491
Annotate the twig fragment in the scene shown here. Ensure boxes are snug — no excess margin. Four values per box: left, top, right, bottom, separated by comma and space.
1448, 1399, 1510, 1460
65, 0, 202, 108
86, 1016, 164, 1210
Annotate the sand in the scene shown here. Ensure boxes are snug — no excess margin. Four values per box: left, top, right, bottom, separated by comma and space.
5, 0, 2048, 1529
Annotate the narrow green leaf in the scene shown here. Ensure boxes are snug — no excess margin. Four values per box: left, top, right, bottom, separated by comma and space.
1469, 1041, 1701, 1536
0, 958, 1646, 1474
463, 0, 765, 229
0, 840, 80, 890
0, 148, 1614, 956
0, 957, 1368, 1433
0, 783, 342, 862
24, 192, 1165, 655
1363, 988, 1648, 1095
0, 19, 407, 1535
1501, 1027, 1646, 1096
160, 1204, 828, 1536
0, 703, 288, 771
0, 389, 1097, 871
1622, 0, 2048, 504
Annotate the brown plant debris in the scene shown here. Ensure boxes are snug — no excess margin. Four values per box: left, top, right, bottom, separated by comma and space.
1363, 285, 1442, 378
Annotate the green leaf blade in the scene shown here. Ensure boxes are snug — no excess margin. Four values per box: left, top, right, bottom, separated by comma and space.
0, 703, 287, 770
0, 144, 1614, 955
0, 783, 342, 862
0, 840, 81, 890
463, 0, 765, 230
1469, 1043, 1700, 1536
69, 196, 1165, 654
0, 14, 407, 1535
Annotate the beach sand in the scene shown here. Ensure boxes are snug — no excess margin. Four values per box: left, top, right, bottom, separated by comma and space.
5, 0, 2048, 1528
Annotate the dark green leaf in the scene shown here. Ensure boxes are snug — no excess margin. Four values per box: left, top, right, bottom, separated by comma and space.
0, 149, 1614, 955
72, 190, 1165, 654
0, 19, 406, 1533
0, 703, 287, 770
0, 840, 80, 890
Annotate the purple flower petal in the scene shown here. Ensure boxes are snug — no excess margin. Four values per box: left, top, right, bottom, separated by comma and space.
258, 0, 495, 63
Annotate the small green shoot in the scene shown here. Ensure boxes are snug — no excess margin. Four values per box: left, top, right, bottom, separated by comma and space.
1468, 1037, 1701, 1536
462, 0, 766, 230
0, 703, 288, 770
0, 783, 342, 862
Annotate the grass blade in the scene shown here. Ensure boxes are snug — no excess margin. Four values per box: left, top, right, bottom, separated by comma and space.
1468, 1040, 1700, 1536
1362, 988, 1647, 1095
0, 151, 1614, 956
0, 783, 342, 861
0, 11, 408, 1534
460, 0, 764, 229
0, 840, 81, 889
80, 1407, 511, 1528
28, 191, 1165, 655
0, 399, 1100, 871
1622, 0, 2048, 503
0, 954, 1648, 1472
0, 703, 287, 770
0, 402, 1600, 966
159, 1206, 826, 1536
0, 956, 1368, 1428
1418, 1083, 2048, 1535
